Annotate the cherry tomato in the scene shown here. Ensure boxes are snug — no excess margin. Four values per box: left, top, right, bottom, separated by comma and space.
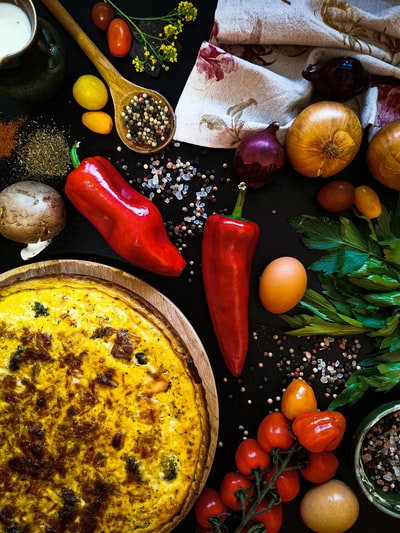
354, 184, 382, 218
219, 472, 253, 510
257, 411, 294, 453
235, 438, 270, 476
196, 527, 212, 533
276, 467, 301, 502
263, 464, 301, 502
91, 1, 114, 31
252, 500, 283, 533
316, 179, 355, 212
194, 487, 227, 529
301, 450, 339, 483
107, 18, 132, 58
280, 379, 317, 420
72, 74, 109, 111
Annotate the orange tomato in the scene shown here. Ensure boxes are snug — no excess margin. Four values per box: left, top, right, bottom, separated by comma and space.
82, 111, 113, 134
354, 185, 382, 218
280, 379, 317, 420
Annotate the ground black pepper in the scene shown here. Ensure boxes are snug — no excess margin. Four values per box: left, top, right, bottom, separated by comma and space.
16, 122, 71, 179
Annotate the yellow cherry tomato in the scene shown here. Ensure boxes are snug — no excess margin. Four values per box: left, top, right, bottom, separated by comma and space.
354, 185, 382, 218
72, 74, 108, 111
82, 111, 113, 135
281, 379, 318, 420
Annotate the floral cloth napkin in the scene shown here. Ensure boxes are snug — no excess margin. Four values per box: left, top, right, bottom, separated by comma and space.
174, 0, 400, 148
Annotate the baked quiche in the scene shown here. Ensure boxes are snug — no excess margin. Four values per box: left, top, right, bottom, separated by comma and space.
0, 274, 211, 532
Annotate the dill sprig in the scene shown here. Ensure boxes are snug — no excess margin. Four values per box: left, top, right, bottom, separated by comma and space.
104, 0, 197, 75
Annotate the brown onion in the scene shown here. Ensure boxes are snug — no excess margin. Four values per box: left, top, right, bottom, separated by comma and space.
285, 101, 362, 178
366, 119, 400, 191
233, 122, 285, 189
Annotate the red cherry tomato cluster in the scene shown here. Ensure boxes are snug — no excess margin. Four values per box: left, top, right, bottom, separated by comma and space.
91, 2, 133, 58
194, 379, 346, 533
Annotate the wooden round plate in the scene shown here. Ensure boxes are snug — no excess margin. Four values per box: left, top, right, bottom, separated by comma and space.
0, 259, 219, 527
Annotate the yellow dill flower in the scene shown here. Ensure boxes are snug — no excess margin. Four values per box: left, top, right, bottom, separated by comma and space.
103, 0, 197, 75
159, 43, 178, 63
177, 1, 198, 21
163, 24, 178, 38
132, 56, 145, 73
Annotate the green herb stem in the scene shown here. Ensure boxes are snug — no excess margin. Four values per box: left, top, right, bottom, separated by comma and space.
283, 196, 400, 408
104, 0, 197, 72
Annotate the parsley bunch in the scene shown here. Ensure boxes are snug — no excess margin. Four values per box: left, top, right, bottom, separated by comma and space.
104, 0, 197, 75
280, 195, 400, 408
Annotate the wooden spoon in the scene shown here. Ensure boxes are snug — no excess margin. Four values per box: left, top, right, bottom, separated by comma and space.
41, 0, 176, 154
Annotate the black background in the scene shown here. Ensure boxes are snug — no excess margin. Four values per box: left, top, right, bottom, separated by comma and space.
0, 1, 399, 531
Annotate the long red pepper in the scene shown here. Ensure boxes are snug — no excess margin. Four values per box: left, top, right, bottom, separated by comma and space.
202, 182, 260, 376
65, 143, 186, 277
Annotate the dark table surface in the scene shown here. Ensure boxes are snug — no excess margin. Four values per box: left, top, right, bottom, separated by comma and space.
1, 1, 399, 531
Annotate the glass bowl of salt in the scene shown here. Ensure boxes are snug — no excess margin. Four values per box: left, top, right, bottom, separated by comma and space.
353, 401, 400, 518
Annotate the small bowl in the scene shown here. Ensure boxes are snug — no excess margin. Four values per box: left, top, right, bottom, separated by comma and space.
353, 401, 400, 518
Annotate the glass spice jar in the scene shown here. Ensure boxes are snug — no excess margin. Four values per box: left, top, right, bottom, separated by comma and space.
353, 401, 400, 518
0, 0, 67, 101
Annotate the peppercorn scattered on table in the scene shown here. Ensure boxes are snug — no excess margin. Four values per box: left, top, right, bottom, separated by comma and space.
0, 1, 399, 532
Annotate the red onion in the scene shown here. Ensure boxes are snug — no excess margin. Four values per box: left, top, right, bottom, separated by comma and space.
302, 57, 370, 102
233, 122, 285, 189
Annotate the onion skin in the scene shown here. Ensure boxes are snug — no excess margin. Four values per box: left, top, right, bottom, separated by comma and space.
233, 122, 285, 189
285, 101, 362, 178
366, 119, 400, 191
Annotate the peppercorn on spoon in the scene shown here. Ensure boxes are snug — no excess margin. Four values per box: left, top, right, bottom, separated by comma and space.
41, 0, 176, 155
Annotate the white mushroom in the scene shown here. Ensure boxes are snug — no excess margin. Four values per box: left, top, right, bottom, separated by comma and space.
0, 180, 67, 259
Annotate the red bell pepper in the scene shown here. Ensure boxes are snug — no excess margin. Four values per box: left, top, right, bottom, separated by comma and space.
292, 410, 347, 453
202, 182, 260, 377
65, 144, 186, 277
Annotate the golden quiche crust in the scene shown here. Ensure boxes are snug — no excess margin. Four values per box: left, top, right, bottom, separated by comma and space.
0, 274, 210, 532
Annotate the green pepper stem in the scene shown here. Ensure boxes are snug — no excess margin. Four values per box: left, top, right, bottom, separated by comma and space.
70, 141, 82, 169
231, 182, 247, 220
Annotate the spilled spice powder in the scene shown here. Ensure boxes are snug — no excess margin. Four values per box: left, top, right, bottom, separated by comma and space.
0, 116, 26, 158
16, 123, 71, 178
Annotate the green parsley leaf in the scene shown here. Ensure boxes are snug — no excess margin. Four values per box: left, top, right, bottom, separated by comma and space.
310, 249, 369, 277
286, 196, 400, 408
